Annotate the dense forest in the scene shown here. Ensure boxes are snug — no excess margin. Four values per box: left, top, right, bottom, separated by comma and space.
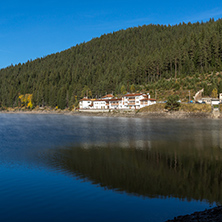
1, 18, 222, 109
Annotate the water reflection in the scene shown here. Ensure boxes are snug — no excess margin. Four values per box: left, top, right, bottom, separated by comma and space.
42, 140, 222, 204
1, 114, 222, 206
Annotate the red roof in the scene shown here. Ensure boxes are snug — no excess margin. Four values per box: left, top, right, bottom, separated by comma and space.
102, 94, 114, 98
109, 98, 122, 101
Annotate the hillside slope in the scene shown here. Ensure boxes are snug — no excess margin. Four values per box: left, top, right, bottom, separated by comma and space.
0, 18, 222, 108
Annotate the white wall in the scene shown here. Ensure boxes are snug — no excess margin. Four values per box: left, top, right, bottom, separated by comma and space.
79, 100, 92, 109
92, 101, 108, 109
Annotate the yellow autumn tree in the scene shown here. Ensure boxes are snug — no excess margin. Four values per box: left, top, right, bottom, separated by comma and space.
19, 94, 33, 109
18, 95, 25, 107
27, 94, 33, 109
211, 88, 218, 98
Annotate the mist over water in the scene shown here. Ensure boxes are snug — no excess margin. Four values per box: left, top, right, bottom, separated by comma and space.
0, 113, 221, 221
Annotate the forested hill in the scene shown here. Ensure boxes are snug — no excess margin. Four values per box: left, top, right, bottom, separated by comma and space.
1, 18, 222, 109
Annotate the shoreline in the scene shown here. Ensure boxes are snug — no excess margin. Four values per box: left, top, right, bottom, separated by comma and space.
0, 109, 221, 119
166, 206, 222, 221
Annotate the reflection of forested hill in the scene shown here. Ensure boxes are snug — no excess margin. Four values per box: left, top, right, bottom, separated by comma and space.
44, 143, 222, 204
1, 19, 222, 108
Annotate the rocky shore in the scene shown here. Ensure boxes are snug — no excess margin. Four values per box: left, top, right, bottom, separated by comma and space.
1, 102, 222, 119
1, 108, 221, 119
0, 110, 220, 119
166, 206, 222, 222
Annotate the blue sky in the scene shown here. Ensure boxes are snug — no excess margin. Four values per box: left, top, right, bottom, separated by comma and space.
1, 0, 222, 69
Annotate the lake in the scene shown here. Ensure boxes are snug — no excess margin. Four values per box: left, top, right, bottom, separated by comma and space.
0, 113, 222, 221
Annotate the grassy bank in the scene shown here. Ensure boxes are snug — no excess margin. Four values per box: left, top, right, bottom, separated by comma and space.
139, 103, 212, 113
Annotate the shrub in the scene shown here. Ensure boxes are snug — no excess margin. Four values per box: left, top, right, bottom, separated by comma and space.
165, 95, 181, 111
173, 83, 180, 90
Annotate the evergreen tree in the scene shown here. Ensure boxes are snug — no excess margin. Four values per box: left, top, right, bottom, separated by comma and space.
0, 19, 222, 108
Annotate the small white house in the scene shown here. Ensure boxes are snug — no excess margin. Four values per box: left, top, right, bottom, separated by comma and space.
79, 98, 92, 109
92, 99, 109, 109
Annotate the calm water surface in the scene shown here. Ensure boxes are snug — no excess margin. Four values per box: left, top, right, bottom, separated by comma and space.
0, 114, 222, 221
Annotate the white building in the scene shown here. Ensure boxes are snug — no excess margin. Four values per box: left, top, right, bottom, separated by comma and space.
92, 99, 109, 109
79, 98, 92, 109
122, 93, 141, 109
109, 98, 122, 109
122, 93, 155, 109
79, 93, 156, 110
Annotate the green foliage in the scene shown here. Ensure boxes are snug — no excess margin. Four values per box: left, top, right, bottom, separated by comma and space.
130, 84, 135, 92
81, 85, 92, 98
218, 80, 222, 93
58, 87, 66, 109
165, 95, 181, 111
173, 83, 180, 90
1, 19, 222, 108
120, 85, 127, 95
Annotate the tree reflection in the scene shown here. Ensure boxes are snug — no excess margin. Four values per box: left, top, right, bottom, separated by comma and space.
44, 141, 222, 204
